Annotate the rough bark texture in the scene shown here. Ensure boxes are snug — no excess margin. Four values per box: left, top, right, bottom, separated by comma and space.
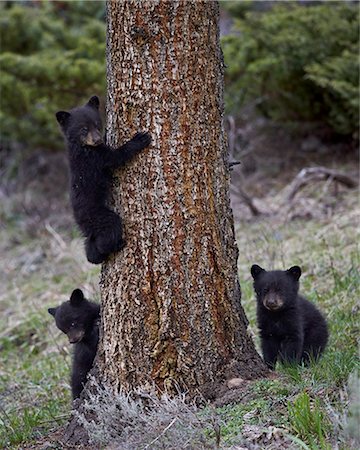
96, 0, 267, 398
64, 1, 267, 444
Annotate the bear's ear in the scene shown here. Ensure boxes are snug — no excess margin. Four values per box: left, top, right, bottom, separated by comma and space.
287, 266, 301, 281
56, 111, 71, 127
251, 264, 265, 279
48, 307, 57, 317
70, 289, 85, 306
87, 96, 100, 110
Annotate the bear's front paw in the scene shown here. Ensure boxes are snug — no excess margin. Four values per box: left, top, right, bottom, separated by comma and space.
131, 131, 152, 150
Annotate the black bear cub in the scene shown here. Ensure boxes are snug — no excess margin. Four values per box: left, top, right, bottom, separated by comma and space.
56, 95, 151, 264
48, 289, 100, 399
251, 265, 328, 369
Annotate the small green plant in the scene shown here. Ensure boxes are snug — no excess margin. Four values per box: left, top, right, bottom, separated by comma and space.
288, 392, 330, 449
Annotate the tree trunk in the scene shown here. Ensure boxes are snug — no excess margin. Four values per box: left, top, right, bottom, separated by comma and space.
64, 1, 267, 444
98, 0, 266, 397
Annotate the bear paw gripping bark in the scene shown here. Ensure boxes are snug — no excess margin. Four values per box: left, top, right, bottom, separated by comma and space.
251, 264, 328, 369
48, 289, 100, 399
56, 96, 152, 264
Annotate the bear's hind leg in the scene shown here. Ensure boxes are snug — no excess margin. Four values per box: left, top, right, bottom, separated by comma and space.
301, 330, 328, 364
94, 210, 125, 258
85, 236, 106, 264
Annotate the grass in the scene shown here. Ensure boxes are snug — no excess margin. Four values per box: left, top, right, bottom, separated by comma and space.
230, 190, 360, 449
0, 341, 70, 448
0, 188, 358, 448
0, 218, 100, 448
287, 392, 330, 449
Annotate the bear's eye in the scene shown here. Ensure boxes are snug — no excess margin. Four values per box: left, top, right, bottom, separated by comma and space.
71, 322, 76, 327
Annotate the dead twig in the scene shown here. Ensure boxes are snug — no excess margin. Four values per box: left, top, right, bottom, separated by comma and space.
45, 221, 67, 250
231, 184, 262, 216
142, 417, 178, 449
285, 167, 357, 203
230, 166, 357, 220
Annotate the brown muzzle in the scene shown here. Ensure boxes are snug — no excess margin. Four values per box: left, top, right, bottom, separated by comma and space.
82, 130, 103, 147
263, 293, 284, 311
67, 329, 85, 344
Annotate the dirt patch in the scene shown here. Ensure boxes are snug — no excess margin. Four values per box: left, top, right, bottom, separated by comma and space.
25, 425, 98, 450
213, 370, 279, 408
241, 424, 294, 449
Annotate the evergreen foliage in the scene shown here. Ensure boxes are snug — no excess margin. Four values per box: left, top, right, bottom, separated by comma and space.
0, 1, 106, 151
1, 2, 358, 151
222, 2, 359, 138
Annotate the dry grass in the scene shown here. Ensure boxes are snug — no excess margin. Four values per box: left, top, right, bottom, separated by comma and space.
76, 379, 221, 449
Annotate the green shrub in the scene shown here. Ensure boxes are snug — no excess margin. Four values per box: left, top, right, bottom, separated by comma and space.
222, 3, 359, 138
288, 392, 330, 449
0, 1, 106, 152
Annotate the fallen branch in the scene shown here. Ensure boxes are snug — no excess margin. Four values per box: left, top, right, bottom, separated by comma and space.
230, 184, 262, 216
285, 167, 357, 202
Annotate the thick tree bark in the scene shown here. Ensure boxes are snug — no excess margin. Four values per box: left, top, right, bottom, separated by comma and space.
64, 1, 267, 444
98, 0, 266, 397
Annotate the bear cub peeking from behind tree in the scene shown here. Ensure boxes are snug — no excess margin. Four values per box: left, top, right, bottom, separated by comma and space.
48, 289, 100, 399
56, 96, 151, 264
251, 265, 328, 369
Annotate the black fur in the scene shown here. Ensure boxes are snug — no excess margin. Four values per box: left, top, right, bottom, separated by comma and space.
48, 289, 100, 399
56, 96, 151, 264
251, 264, 328, 369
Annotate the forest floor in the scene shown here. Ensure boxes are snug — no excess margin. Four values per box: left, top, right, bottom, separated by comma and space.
0, 126, 359, 449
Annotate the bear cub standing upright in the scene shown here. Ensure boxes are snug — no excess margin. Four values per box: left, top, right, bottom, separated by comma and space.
48, 289, 100, 399
251, 264, 328, 369
56, 96, 151, 264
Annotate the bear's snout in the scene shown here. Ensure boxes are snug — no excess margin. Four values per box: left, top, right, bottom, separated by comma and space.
82, 129, 103, 147
67, 329, 85, 344
263, 293, 284, 311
